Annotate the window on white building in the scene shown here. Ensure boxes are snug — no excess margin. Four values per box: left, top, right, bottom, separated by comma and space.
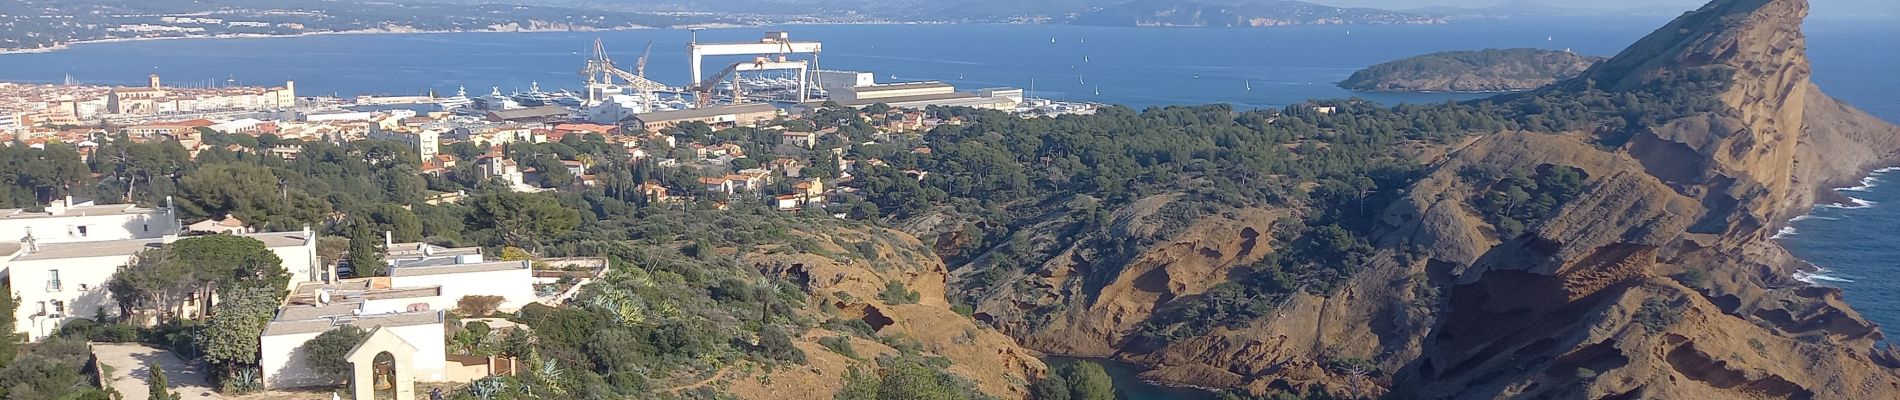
76, 226, 88, 237
46, 269, 61, 292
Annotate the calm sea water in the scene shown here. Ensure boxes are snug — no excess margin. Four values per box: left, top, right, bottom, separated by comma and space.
0, 17, 1688, 110
2, 16, 1896, 398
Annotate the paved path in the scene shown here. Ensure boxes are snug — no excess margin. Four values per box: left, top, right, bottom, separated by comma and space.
92, 343, 226, 399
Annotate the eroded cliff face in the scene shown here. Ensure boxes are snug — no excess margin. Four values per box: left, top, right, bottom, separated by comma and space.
940, 0, 1900, 398
1384, 0, 1900, 398
954, 194, 1290, 357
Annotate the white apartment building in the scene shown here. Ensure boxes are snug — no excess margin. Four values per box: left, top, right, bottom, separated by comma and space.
367, 125, 443, 163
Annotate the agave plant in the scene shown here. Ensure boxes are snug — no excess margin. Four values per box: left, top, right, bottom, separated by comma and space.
468, 376, 507, 400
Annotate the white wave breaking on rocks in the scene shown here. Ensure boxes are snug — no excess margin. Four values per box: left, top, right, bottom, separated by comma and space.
1794, 267, 1855, 285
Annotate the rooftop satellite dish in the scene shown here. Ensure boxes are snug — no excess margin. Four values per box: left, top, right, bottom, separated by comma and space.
316, 289, 331, 305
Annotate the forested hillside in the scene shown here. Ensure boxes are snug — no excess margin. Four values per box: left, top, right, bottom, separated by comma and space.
1339, 48, 1603, 92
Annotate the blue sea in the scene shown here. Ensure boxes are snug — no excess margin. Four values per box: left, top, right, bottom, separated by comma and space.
0, 17, 1689, 110
2, 16, 1896, 398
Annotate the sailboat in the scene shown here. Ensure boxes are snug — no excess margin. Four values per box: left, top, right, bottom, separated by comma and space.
1079, 75, 1085, 85
1094, 85, 1100, 96
1050, 37, 1057, 44
1084, 55, 1090, 63
1246, 79, 1252, 92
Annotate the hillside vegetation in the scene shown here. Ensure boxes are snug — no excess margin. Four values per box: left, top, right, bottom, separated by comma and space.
1339, 48, 1603, 92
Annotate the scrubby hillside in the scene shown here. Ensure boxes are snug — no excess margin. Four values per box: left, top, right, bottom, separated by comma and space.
896, 0, 1900, 398
499, 209, 1043, 400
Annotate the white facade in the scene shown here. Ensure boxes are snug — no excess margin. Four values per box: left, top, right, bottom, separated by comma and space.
388, 262, 537, 313
834, 82, 955, 102
813, 70, 877, 93
0, 198, 179, 245
258, 241, 539, 390
303, 111, 375, 122
260, 311, 446, 389
9, 250, 142, 340
367, 126, 442, 163
255, 231, 323, 288
2, 229, 319, 341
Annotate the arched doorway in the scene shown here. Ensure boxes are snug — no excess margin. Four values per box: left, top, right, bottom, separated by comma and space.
347, 327, 418, 400
373, 351, 398, 399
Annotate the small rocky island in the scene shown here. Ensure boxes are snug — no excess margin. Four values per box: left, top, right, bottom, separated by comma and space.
1339, 48, 1602, 92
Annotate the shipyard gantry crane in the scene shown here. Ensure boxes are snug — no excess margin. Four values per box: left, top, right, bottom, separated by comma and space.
581, 38, 669, 105
685, 31, 821, 106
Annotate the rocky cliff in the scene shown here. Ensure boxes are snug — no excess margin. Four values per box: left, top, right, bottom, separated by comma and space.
1339, 48, 1603, 92
945, 0, 1900, 398
1380, 0, 1900, 397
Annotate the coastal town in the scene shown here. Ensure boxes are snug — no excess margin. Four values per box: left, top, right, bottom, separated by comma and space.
0, 30, 1105, 400
0, 30, 1099, 212
8, 0, 1887, 398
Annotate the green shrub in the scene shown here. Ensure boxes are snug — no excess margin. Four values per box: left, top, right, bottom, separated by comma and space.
818, 336, 859, 359
304, 326, 369, 382
1634, 298, 1682, 333
823, 318, 877, 337
877, 281, 919, 305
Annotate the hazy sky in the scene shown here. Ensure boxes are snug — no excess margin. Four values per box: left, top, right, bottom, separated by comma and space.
1311, 0, 1898, 16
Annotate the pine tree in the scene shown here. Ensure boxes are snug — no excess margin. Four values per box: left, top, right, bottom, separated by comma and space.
149, 363, 180, 400
346, 220, 387, 277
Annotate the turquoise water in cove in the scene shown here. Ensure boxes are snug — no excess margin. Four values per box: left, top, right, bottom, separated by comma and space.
3, 15, 1897, 398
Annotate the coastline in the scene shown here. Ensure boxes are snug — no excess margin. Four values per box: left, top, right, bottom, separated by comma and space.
1339, 86, 1536, 94
1781, 166, 1900, 284
0, 25, 673, 56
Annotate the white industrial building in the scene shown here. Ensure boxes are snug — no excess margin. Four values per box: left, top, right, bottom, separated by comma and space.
802, 73, 1023, 111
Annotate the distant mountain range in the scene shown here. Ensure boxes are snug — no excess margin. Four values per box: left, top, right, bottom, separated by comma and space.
0, 0, 1690, 51
1410, 0, 1692, 19
422, 0, 1449, 25
1072, 0, 1445, 27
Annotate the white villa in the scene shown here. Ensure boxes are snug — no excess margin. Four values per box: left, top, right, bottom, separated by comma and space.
259, 241, 536, 391
0, 198, 320, 341
0, 197, 179, 245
